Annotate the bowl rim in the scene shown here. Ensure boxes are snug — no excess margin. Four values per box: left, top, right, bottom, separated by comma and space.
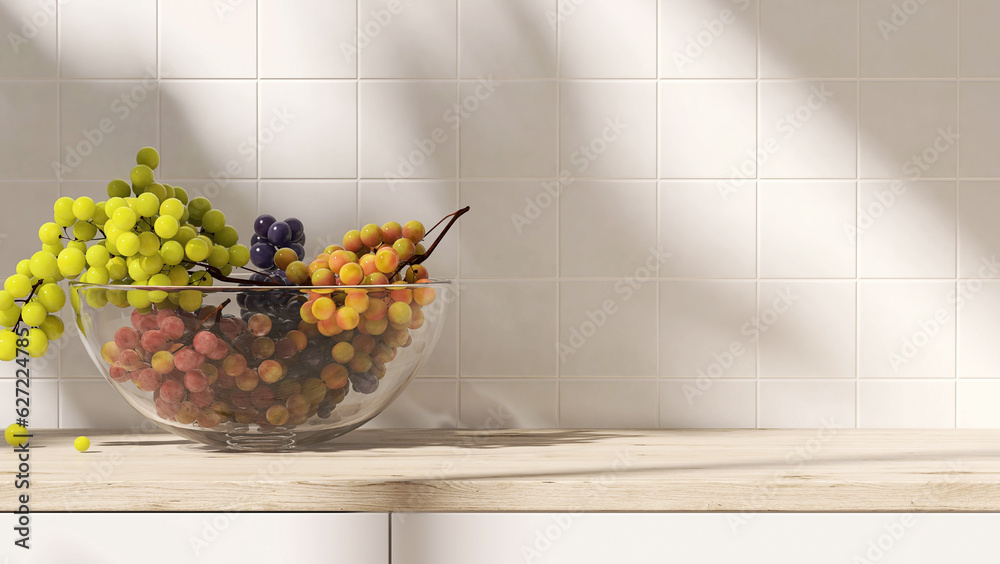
69, 279, 454, 292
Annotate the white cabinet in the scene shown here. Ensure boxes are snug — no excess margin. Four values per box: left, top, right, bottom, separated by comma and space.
5, 513, 388, 564
391, 513, 1000, 564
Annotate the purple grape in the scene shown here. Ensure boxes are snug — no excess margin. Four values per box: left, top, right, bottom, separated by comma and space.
268, 221, 292, 246
289, 243, 305, 261
285, 218, 304, 241
250, 233, 264, 246
350, 371, 379, 394
250, 242, 276, 269
254, 214, 276, 238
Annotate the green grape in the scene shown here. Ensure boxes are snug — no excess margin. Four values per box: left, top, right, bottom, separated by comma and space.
220, 264, 233, 276
116, 232, 140, 257
106, 289, 128, 307
56, 247, 86, 277
93, 202, 109, 225
0, 330, 16, 361
127, 289, 151, 310
38, 222, 61, 245
25, 328, 47, 358
0, 305, 21, 328
207, 244, 229, 268
39, 315, 63, 340
160, 240, 184, 265
112, 206, 137, 230
105, 197, 127, 215
136, 146, 159, 170
15, 260, 30, 277
104, 221, 121, 243
187, 197, 212, 222
130, 164, 154, 191
162, 184, 175, 199
215, 225, 239, 247
86, 266, 110, 285
36, 283, 65, 312
178, 289, 202, 312
72, 220, 97, 242
145, 183, 167, 203
167, 265, 189, 286
20, 302, 47, 326
53, 212, 75, 228
4, 274, 32, 298
190, 271, 212, 286
108, 179, 131, 198
29, 251, 57, 279
77, 269, 88, 284
86, 245, 109, 268
228, 244, 250, 267
154, 215, 179, 239
136, 192, 159, 217
175, 225, 197, 246
173, 187, 189, 205
85, 288, 108, 309
159, 198, 184, 220
127, 259, 147, 282
180, 208, 190, 223
137, 231, 159, 256
0, 291, 12, 311
140, 254, 163, 275
54, 196, 74, 218
67, 240, 87, 253
107, 257, 128, 280
147, 274, 170, 303
201, 209, 226, 233
72, 197, 96, 221
185, 238, 210, 262
42, 242, 64, 256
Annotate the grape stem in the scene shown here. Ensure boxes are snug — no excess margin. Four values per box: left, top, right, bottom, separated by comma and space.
190, 262, 284, 287
11, 280, 45, 334
390, 206, 470, 279
168, 298, 232, 353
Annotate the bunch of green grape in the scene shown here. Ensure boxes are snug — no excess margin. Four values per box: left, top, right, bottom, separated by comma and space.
0, 147, 251, 362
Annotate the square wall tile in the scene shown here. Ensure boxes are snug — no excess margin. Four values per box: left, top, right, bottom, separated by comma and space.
259, 0, 356, 78
460, 0, 556, 78
559, 280, 658, 377
859, 282, 955, 379
59, 81, 158, 179
359, 81, 457, 179
61, 380, 148, 428
559, 0, 656, 78
961, 0, 1000, 78
859, 0, 957, 78
366, 380, 458, 428
358, 180, 459, 278
560, 81, 655, 178
560, 181, 657, 278
259, 81, 356, 179
758, 181, 856, 278
0, 332, 59, 379
759, 0, 857, 78
419, 289, 459, 378
959, 182, 1000, 277
758, 81, 858, 179
0, 379, 58, 428
758, 380, 856, 428
958, 281, 1000, 378
159, 81, 257, 179
958, 380, 1000, 428
259, 181, 357, 257
459, 380, 557, 428
159, 0, 256, 78
859, 381, 955, 428
173, 181, 259, 241
0, 81, 57, 177
359, 0, 456, 78
660, 281, 757, 379
460, 281, 557, 377
659, 181, 756, 278
460, 80, 557, 177
459, 181, 557, 278
859, 82, 957, 178
57, 302, 99, 379
0, 0, 57, 78
659, 81, 756, 179
758, 282, 856, 378
560, 380, 658, 428
960, 83, 1000, 177
660, 380, 756, 429
859, 181, 956, 278
60, 0, 156, 78
659, 0, 757, 79
0, 181, 57, 271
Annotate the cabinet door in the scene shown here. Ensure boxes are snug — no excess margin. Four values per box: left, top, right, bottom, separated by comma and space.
6, 513, 388, 564
392, 513, 1000, 564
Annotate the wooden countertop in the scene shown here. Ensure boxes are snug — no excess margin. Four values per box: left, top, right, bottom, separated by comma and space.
3, 428, 1000, 512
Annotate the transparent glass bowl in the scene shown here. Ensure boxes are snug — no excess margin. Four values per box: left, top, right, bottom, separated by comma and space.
69, 281, 452, 451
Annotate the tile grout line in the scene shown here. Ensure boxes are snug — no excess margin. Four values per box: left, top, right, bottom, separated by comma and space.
455, 0, 462, 427
654, 0, 660, 429
555, 0, 562, 428
55, 0, 62, 427
754, 0, 761, 429
855, 0, 861, 429
955, 0, 961, 427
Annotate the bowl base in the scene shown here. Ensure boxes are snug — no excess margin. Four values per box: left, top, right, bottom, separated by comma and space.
225, 432, 295, 451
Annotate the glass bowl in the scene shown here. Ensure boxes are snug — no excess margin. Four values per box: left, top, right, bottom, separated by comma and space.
69, 280, 452, 451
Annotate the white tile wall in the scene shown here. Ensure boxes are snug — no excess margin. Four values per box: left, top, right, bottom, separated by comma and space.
1, 0, 998, 430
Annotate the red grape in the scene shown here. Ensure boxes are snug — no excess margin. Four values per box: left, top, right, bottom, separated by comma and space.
136, 368, 163, 392
174, 347, 204, 372
192, 331, 218, 355
159, 379, 186, 403
114, 327, 139, 349
248, 313, 272, 336
160, 316, 185, 340
189, 388, 215, 408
